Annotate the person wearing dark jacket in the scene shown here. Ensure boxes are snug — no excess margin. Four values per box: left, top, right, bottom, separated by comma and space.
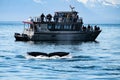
41, 13, 45, 22
46, 14, 52, 22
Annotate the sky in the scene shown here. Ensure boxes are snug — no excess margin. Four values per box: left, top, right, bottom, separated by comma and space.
0, 0, 120, 24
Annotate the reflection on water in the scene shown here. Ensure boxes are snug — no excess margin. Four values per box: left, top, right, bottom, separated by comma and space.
26, 40, 99, 45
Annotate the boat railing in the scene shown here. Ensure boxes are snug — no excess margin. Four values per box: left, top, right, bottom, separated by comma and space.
29, 15, 83, 24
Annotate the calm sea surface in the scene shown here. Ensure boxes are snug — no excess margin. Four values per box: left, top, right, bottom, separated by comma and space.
0, 21, 120, 80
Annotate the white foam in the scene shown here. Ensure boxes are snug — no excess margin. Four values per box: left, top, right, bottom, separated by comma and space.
25, 55, 72, 59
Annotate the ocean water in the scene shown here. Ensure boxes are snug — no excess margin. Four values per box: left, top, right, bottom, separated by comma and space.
0, 21, 120, 80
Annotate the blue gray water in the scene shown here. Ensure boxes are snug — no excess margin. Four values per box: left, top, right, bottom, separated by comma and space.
0, 22, 120, 80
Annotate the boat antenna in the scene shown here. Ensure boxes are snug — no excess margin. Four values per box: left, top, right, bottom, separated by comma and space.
69, 5, 75, 12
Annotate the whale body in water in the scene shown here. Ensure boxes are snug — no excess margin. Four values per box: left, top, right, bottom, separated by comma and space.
27, 52, 69, 57
27, 52, 48, 57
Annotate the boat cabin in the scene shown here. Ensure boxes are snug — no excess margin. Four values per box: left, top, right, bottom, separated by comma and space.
23, 11, 83, 32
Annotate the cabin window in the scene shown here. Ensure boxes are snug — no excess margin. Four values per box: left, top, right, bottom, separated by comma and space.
55, 24, 61, 29
47, 24, 55, 30
48, 25, 52, 29
64, 24, 71, 30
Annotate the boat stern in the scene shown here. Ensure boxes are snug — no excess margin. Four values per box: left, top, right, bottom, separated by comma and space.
14, 33, 30, 41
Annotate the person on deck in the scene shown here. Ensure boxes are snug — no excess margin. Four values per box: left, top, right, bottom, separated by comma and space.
53, 13, 59, 22
54, 13, 59, 22
40, 13, 45, 22
46, 14, 52, 22
87, 24, 91, 31
72, 12, 79, 22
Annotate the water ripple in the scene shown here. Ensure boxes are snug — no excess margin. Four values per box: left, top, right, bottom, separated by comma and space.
15, 55, 25, 59
72, 65, 99, 70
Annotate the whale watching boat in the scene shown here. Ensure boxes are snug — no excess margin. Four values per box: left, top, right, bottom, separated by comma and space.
14, 7, 101, 41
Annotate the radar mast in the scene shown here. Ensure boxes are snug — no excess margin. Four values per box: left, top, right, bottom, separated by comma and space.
69, 5, 75, 12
